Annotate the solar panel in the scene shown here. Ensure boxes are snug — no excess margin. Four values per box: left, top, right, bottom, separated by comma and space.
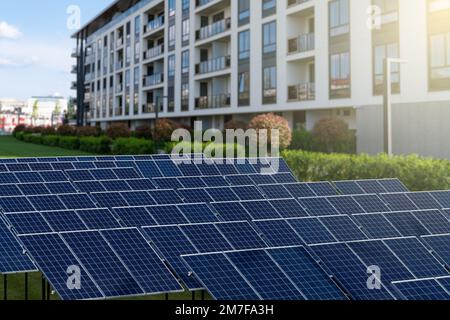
319, 216, 368, 242
225, 250, 304, 300
51, 163, 75, 171
297, 197, 339, 216
66, 170, 95, 182
0, 196, 35, 213
231, 186, 265, 201
270, 198, 308, 218
307, 182, 338, 196
214, 160, 238, 175
90, 169, 117, 181
195, 162, 221, 176
225, 175, 254, 186
178, 177, 206, 188
211, 202, 252, 221
177, 203, 219, 223
19, 233, 103, 300
356, 180, 387, 194
241, 200, 281, 220
174, 161, 202, 177
180, 224, 233, 252
58, 157, 78, 162
76, 208, 122, 229
443, 209, 450, 219
215, 222, 267, 250
269, 158, 292, 174
253, 219, 303, 247
93, 161, 116, 169
135, 161, 162, 178
248, 174, 277, 186
436, 277, 450, 292
17, 158, 37, 163
152, 177, 182, 189
411, 210, 450, 235
15, 172, 44, 183
383, 211, 430, 237
234, 160, 257, 174
327, 196, 365, 215
283, 183, 316, 198
91, 192, 128, 208
383, 237, 449, 278
112, 207, 157, 228
202, 176, 229, 187
311, 243, 395, 300
380, 193, 418, 211
45, 182, 78, 195
113, 168, 142, 179
7, 164, 31, 172
333, 181, 366, 195
28, 195, 66, 211
352, 194, 390, 213
347, 240, 414, 282
61, 231, 144, 298
115, 161, 136, 168
155, 160, 183, 177
430, 191, 450, 208
352, 213, 402, 239
259, 184, 292, 200
272, 173, 298, 184
100, 180, 132, 192
57, 193, 96, 210
0, 173, 19, 184
37, 157, 58, 163
421, 235, 450, 267
181, 253, 261, 300
267, 247, 347, 300
288, 217, 338, 245
146, 205, 189, 225
40, 210, 88, 232
0, 184, 23, 196
379, 179, 409, 193
100, 228, 183, 294
74, 181, 106, 193
5, 212, 52, 235
126, 178, 155, 191
392, 279, 449, 301
206, 187, 239, 202
177, 188, 213, 203
73, 162, 95, 169
0, 164, 7, 172
406, 192, 442, 210
121, 191, 156, 206
39, 171, 68, 182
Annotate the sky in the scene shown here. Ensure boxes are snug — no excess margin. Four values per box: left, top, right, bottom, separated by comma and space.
0, 0, 112, 100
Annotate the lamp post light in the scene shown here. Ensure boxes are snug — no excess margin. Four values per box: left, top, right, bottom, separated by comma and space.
383, 58, 407, 157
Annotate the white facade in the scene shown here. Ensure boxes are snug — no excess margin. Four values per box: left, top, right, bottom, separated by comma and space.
25, 96, 68, 127
74, 0, 450, 158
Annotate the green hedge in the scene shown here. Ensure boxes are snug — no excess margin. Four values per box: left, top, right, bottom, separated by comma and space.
282, 150, 450, 191
165, 141, 246, 157
42, 135, 60, 147
79, 136, 111, 154
58, 136, 80, 150
111, 138, 156, 155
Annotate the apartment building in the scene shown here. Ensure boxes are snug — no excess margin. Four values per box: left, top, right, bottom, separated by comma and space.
72, 0, 450, 159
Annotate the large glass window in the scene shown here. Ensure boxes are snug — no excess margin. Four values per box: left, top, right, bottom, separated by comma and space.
330, 52, 350, 98
168, 55, 176, 78
135, 16, 141, 36
239, 30, 250, 60
374, 43, 400, 94
182, 50, 189, 74
239, 0, 250, 23
263, 66, 277, 103
263, 22, 276, 54
329, 0, 349, 37
169, 0, 176, 16
168, 25, 176, 48
430, 33, 450, 79
182, 19, 190, 43
238, 71, 250, 106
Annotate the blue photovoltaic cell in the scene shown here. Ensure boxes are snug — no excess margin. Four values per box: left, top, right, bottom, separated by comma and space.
259, 184, 292, 200
5, 212, 52, 235
406, 192, 442, 210
268, 247, 347, 300
352, 194, 390, 213
178, 177, 206, 188
177, 203, 219, 223
59, 157, 78, 162
384, 237, 449, 278
297, 198, 339, 216
0, 184, 23, 196
270, 199, 308, 218
121, 191, 156, 206
311, 243, 395, 300
113, 168, 142, 179
39, 171, 68, 182
430, 191, 450, 208
352, 213, 402, 239
91, 192, 128, 208
0, 196, 35, 213
272, 173, 298, 184
149, 190, 183, 205
174, 161, 201, 177
269, 158, 292, 174
215, 222, 267, 250
126, 179, 155, 191
214, 161, 238, 175
412, 210, 450, 235
211, 202, 252, 221
40, 210, 88, 232
115, 161, 136, 168
307, 182, 339, 196
78, 156, 97, 162
443, 209, 450, 219
287, 218, 337, 245
38, 157, 58, 163
333, 181, 366, 195
437, 277, 450, 292
347, 240, 414, 282
17, 158, 37, 163
45, 182, 78, 195
62, 231, 144, 298
0, 164, 6, 172
112, 207, 157, 228
241, 200, 281, 220
226, 250, 303, 300
51, 163, 75, 171
180, 223, 233, 252
58, 193, 97, 210
182, 253, 260, 300
356, 180, 387, 194
66, 170, 95, 181
327, 196, 365, 215
28, 195, 66, 211
383, 211, 430, 237
115, 156, 134, 161
73, 162, 95, 169
90, 169, 117, 181
142, 226, 202, 290
196, 163, 221, 176
202, 176, 229, 187
15, 172, 44, 183
146, 205, 189, 225
234, 161, 257, 174
253, 219, 303, 247
206, 187, 239, 202
76, 208, 122, 229
156, 161, 183, 177
135, 161, 162, 178
100, 228, 182, 294
7, 164, 30, 172
101, 180, 132, 192
319, 216, 368, 242
19, 233, 102, 300
283, 183, 316, 198
231, 186, 264, 201
74, 181, 106, 193
0, 173, 19, 184
392, 279, 449, 301
153, 178, 182, 189
226, 175, 254, 186
380, 193, 418, 211
379, 179, 409, 193
177, 188, 213, 203
93, 161, 116, 169
421, 235, 450, 267
249, 174, 277, 186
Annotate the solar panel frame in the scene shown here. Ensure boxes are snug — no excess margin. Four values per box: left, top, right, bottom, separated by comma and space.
391, 279, 449, 301
177, 203, 219, 223
253, 219, 304, 247
333, 180, 366, 195
297, 197, 339, 217
352, 213, 402, 239
146, 205, 189, 225
211, 202, 252, 221
319, 215, 369, 242
383, 211, 430, 237
406, 192, 442, 210
287, 217, 338, 245
241, 200, 282, 220
215, 221, 267, 250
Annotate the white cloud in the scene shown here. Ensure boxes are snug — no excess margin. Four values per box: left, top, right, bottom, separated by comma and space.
0, 21, 22, 39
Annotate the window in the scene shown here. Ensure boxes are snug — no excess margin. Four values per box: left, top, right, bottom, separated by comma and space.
125, 70, 131, 88
168, 55, 176, 78
182, 19, 190, 43
134, 66, 140, 86
181, 82, 189, 111
135, 16, 141, 36
182, 50, 189, 74
330, 52, 350, 98
126, 45, 131, 64
239, 30, 250, 60
262, 0, 276, 13
373, 43, 400, 94
263, 66, 277, 103
239, 0, 250, 24
238, 71, 250, 106
126, 22, 131, 39
263, 22, 276, 54
182, 0, 189, 12
168, 25, 176, 48
134, 42, 140, 62
169, 0, 176, 16
134, 92, 139, 115
430, 33, 450, 80
329, 0, 349, 37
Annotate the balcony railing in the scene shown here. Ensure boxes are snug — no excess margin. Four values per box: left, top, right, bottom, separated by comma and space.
144, 16, 164, 34
84, 73, 94, 82
196, 55, 231, 74
196, 18, 231, 41
287, 0, 312, 7
196, 0, 214, 7
195, 94, 231, 110
288, 33, 315, 54
143, 44, 164, 60
116, 84, 123, 93
143, 73, 164, 87
117, 37, 124, 48
116, 60, 124, 70
287, 83, 315, 101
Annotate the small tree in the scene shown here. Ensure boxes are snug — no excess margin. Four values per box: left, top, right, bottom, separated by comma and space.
312, 117, 351, 153
153, 119, 182, 142
224, 119, 248, 131
31, 100, 39, 125
106, 123, 131, 139
248, 113, 292, 150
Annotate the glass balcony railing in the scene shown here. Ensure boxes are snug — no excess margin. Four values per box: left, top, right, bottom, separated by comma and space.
196, 18, 231, 41
196, 0, 214, 7
143, 44, 164, 60
195, 94, 231, 109
287, 0, 312, 7
144, 16, 164, 34
288, 33, 315, 54
196, 55, 231, 74
116, 60, 124, 70
143, 73, 164, 87
287, 83, 315, 101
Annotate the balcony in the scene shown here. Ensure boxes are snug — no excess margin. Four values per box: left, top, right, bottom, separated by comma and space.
116, 37, 124, 48
196, 18, 231, 41
196, 0, 214, 7
71, 49, 79, 58
71, 66, 77, 74
144, 16, 164, 34
84, 73, 94, 82
116, 84, 123, 94
287, 0, 312, 7
195, 94, 231, 110
288, 83, 315, 101
116, 60, 124, 71
196, 55, 231, 75
288, 33, 315, 55
143, 45, 164, 61
71, 81, 77, 90
143, 73, 164, 87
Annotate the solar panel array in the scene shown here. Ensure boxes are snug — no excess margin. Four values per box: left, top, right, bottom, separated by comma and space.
0, 154, 449, 300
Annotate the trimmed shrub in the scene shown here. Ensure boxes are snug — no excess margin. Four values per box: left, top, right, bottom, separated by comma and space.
41, 126, 56, 136
79, 136, 111, 153
57, 124, 76, 136
290, 128, 314, 151
224, 120, 248, 131
106, 123, 131, 139
23, 126, 36, 134
312, 117, 352, 153
13, 124, 27, 137
41, 135, 60, 147
135, 125, 153, 140
76, 126, 102, 137
111, 138, 155, 155
153, 119, 182, 142
15, 132, 25, 141
248, 113, 292, 149
23, 134, 42, 144
58, 136, 80, 150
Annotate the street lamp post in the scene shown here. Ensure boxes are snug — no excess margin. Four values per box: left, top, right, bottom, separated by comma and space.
383, 58, 407, 157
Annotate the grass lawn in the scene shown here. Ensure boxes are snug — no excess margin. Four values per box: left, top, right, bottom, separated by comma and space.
0, 136, 94, 158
